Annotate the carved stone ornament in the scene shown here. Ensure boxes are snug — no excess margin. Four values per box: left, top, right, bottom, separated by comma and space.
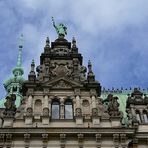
75, 108, 82, 117
107, 94, 121, 117
26, 107, 33, 116
24, 133, 30, 141
42, 133, 48, 141
53, 80, 71, 88
113, 134, 119, 146
3, 94, 16, 117
43, 108, 49, 116
92, 108, 98, 117
6, 134, 12, 142
52, 63, 72, 77
78, 133, 84, 142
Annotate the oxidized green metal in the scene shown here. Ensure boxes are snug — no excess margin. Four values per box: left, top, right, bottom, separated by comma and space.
52, 17, 67, 38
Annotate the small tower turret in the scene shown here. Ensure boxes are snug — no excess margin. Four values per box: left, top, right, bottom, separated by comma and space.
87, 60, 95, 82
28, 59, 36, 82
3, 34, 25, 108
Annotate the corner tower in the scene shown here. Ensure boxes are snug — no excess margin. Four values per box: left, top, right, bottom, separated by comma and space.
3, 35, 25, 107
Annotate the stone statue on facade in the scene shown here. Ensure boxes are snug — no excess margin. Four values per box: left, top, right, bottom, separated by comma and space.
52, 17, 67, 38
107, 94, 121, 117
3, 94, 16, 117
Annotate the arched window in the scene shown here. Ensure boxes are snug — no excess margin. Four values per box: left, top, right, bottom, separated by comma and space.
65, 99, 73, 119
52, 100, 60, 119
136, 110, 141, 123
143, 111, 148, 123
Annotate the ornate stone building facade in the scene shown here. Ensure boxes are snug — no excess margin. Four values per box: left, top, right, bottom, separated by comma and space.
0, 22, 148, 148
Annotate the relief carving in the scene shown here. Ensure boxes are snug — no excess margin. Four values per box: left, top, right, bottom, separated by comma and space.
52, 63, 72, 77
3, 94, 16, 117
52, 80, 71, 88
75, 108, 82, 117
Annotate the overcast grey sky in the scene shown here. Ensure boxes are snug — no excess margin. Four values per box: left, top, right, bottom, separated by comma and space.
0, 0, 148, 98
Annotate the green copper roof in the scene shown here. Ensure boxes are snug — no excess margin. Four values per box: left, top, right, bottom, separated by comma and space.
2, 35, 25, 108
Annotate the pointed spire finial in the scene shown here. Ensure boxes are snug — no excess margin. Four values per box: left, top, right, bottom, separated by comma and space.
30, 59, 35, 74
17, 34, 23, 67
87, 60, 95, 82
72, 36, 76, 48
88, 60, 92, 72
46, 37, 50, 47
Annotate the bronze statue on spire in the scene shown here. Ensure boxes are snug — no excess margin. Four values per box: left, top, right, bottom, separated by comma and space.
52, 17, 67, 38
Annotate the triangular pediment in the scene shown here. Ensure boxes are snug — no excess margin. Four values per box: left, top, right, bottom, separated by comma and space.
43, 77, 83, 89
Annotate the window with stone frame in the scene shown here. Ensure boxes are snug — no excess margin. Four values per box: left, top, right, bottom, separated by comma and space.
51, 99, 60, 119
64, 99, 73, 119
143, 110, 148, 123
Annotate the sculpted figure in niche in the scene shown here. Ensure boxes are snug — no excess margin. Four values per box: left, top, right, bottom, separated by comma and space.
3, 94, 16, 117
107, 94, 121, 116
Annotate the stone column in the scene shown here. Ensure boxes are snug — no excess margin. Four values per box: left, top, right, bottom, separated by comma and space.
60, 98, 65, 119
17, 85, 20, 93
27, 95, 33, 109
25, 95, 33, 125
75, 89, 83, 125
42, 95, 50, 125
91, 95, 98, 116
43, 95, 49, 116
131, 105, 136, 117
49, 97, 52, 117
